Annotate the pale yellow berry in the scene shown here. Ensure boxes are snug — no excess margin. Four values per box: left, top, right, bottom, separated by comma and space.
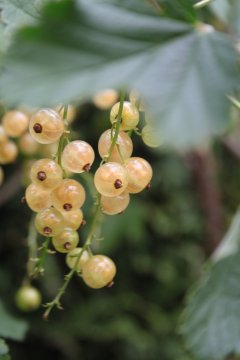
142, 125, 160, 148
101, 191, 130, 215
94, 162, 129, 197
110, 101, 139, 130
19, 132, 40, 155
125, 157, 152, 193
66, 247, 90, 271
29, 108, 64, 144
93, 89, 118, 109
52, 228, 79, 253
25, 183, 52, 212
3, 110, 29, 138
0, 141, 18, 164
62, 140, 95, 173
82, 255, 116, 289
98, 129, 133, 163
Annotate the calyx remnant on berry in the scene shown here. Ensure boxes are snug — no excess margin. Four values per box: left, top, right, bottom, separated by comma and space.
64, 242, 72, 250
43, 226, 52, 235
63, 203, 72, 211
82, 163, 91, 172
37, 171, 47, 181
114, 179, 122, 189
33, 123, 42, 133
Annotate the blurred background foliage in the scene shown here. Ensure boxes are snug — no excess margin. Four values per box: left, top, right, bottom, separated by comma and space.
0, 103, 240, 360
0, 0, 240, 360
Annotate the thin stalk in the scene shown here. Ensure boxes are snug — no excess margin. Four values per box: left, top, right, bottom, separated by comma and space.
43, 193, 102, 320
56, 104, 69, 171
23, 216, 38, 285
30, 237, 51, 278
105, 91, 125, 162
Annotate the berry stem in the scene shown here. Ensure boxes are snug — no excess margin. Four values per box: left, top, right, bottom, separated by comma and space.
23, 217, 51, 283
43, 193, 102, 320
31, 237, 51, 278
23, 216, 38, 284
105, 91, 125, 162
56, 105, 69, 170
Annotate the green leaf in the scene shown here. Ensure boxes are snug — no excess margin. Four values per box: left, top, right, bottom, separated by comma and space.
210, 0, 240, 36
212, 208, 240, 262
0, 339, 9, 356
0, 0, 47, 31
182, 251, 240, 359
0, 356, 11, 360
182, 210, 240, 359
0, 300, 28, 341
0, 0, 238, 148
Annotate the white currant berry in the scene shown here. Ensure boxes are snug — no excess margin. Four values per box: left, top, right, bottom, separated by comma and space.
35, 207, 64, 237
93, 89, 118, 109
52, 228, 79, 253
19, 132, 40, 155
101, 191, 130, 215
110, 101, 139, 130
98, 129, 133, 163
0, 125, 8, 144
25, 183, 52, 212
82, 255, 116, 289
29, 108, 64, 144
3, 110, 29, 138
62, 140, 95, 173
125, 157, 152, 193
0, 141, 18, 164
30, 158, 63, 190
51, 179, 86, 212
142, 125, 160, 148
0, 166, 4, 187
94, 162, 128, 197
15, 285, 41, 312
129, 90, 145, 111
57, 104, 76, 123
60, 208, 84, 230
66, 247, 90, 271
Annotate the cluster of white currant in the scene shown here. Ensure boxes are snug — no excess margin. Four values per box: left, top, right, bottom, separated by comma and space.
0, 110, 29, 187
9, 90, 158, 313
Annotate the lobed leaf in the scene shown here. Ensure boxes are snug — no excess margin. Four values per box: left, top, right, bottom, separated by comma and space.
0, 0, 238, 148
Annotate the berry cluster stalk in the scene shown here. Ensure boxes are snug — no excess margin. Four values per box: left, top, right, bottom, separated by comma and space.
43, 91, 125, 319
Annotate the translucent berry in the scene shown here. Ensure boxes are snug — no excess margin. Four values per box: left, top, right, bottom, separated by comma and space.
129, 90, 145, 111
110, 101, 139, 130
15, 285, 41, 312
94, 162, 128, 197
25, 183, 52, 212
92, 89, 118, 109
52, 228, 79, 253
30, 158, 63, 190
35, 207, 64, 237
29, 108, 64, 144
19, 132, 40, 155
51, 179, 86, 212
125, 157, 153, 193
142, 125, 160, 148
3, 110, 29, 138
62, 140, 95, 173
57, 104, 76, 124
0, 125, 8, 144
0, 141, 18, 164
82, 255, 116, 289
61, 208, 84, 230
98, 129, 133, 162
101, 191, 130, 215
0, 166, 4, 187
66, 247, 90, 271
